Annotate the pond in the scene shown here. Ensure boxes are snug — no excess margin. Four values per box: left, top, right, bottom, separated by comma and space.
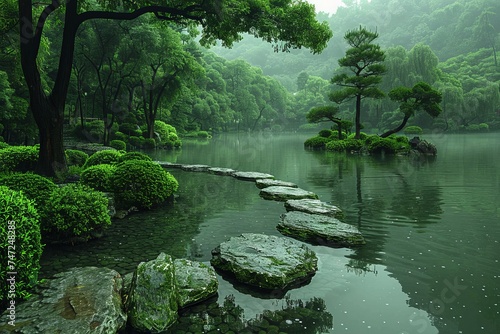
40, 132, 500, 334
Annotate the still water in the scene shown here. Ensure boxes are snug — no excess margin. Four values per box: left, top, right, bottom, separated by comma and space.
41, 132, 500, 334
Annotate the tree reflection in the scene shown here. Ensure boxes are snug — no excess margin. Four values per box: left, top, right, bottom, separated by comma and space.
166, 295, 333, 334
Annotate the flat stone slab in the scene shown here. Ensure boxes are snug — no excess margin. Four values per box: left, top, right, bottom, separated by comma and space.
208, 167, 237, 176
255, 179, 298, 189
285, 199, 344, 219
278, 211, 366, 248
174, 259, 218, 308
156, 161, 184, 168
180, 164, 211, 172
232, 171, 275, 181
0, 267, 126, 334
260, 186, 319, 201
211, 233, 317, 290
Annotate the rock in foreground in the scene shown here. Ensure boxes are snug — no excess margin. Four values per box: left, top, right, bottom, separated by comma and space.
260, 186, 319, 201
128, 253, 178, 333
278, 211, 366, 247
0, 267, 126, 334
211, 233, 317, 290
285, 199, 344, 219
255, 179, 298, 189
174, 259, 218, 308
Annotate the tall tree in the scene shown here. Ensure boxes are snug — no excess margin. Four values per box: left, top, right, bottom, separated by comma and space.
306, 106, 344, 139
380, 82, 442, 138
18, 0, 332, 176
330, 26, 386, 139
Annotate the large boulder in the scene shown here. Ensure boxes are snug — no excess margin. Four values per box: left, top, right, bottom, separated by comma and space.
260, 186, 319, 201
278, 211, 366, 248
211, 233, 317, 290
285, 199, 344, 219
255, 179, 298, 189
0, 267, 126, 334
127, 253, 178, 333
174, 259, 218, 308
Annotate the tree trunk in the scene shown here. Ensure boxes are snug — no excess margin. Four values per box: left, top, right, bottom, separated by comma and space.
355, 94, 361, 139
380, 114, 410, 138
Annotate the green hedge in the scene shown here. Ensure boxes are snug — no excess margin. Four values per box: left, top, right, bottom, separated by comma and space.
318, 129, 333, 138
117, 152, 152, 163
44, 184, 111, 242
0, 146, 39, 172
326, 140, 347, 152
0, 187, 42, 302
304, 136, 330, 149
83, 149, 122, 169
111, 160, 178, 210
80, 164, 117, 192
404, 126, 423, 135
65, 149, 89, 167
109, 140, 126, 151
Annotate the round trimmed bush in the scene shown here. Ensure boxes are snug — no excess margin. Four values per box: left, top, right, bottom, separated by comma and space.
0, 146, 39, 172
0, 173, 57, 211
44, 184, 111, 241
404, 126, 423, 135
65, 149, 89, 167
343, 139, 363, 151
128, 136, 142, 148
83, 149, 122, 168
110, 139, 126, 151
113, 131, 128, 142
0, 142, 9, 149
117, 152, 152, 163
0, 186, 42, 302
367, 137, 399, 154
111, 160, 179, 210
304, 136, 330, 149
143, 138, 156, 149
80, 164, 117, 192
318, 129, 333, 138
326, 140, 347, 152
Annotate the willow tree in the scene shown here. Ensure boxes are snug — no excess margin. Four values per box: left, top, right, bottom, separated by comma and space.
330, 26, 386, 139
380, 82, 442, 138
18, 0, 332, 176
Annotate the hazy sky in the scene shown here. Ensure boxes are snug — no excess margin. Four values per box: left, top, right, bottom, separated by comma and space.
306, 0, 344, 14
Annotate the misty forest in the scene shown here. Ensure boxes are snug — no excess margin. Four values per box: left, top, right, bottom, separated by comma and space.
0, 1, 499, 334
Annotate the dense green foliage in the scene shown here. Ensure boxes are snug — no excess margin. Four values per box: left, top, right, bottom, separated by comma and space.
44, 184, 111, 242
83, 150, 123, 168
110, 160, 178, 210
65, 149, 89, 167
304, 136, 331, 149
0, 173, 57, 214
0, 146, 39, 173
117, 151, 153, 163
0, 187, 42, 302
80, 164, 117, 192
109, 140, 126, 151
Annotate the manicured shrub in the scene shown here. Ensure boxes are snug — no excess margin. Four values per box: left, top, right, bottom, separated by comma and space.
196, 130, 210, 139
0, 186, 42, 302
328, 130, 347, 140
111, 160, 178, 210
112, 131, 128, 142
395, 135, 410, 145
304, 136, 330, 149
174, 140, 182, 148
347, 132, 368, 140
65, 149, 89, 167
83, 149, 122, 168
0, 142, 9, 149
343, 139, 363, 151
110, 139, 126, 151
404, 126, 423, 135
128, 136, 142, 148
119, 123, 141, 136
117, 152, 152, 163
325, 140, 347, 152
478, 123, 489, 132
44, 184, 111, 241
0, 145, 38, 172
80, 164, 117, 192
0, 172, 57, 211
318, 129, 333, 138
143, 138, 156, 149
367, 137, 399, 154
168, 133, 178, 142
364, 135, 381, 145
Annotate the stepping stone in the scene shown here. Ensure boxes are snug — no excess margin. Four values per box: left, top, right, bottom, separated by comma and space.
255, 179, 298, 189
211, 233, 317, 290
278, 211, 365, 248
174, 259, 218, 308
285, 199, 344, 219
156, 161, 183, 168
232, 171, 274, 181
208, 167, 237, 176
260, 186, 318, 201
180, 164, 211, 172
